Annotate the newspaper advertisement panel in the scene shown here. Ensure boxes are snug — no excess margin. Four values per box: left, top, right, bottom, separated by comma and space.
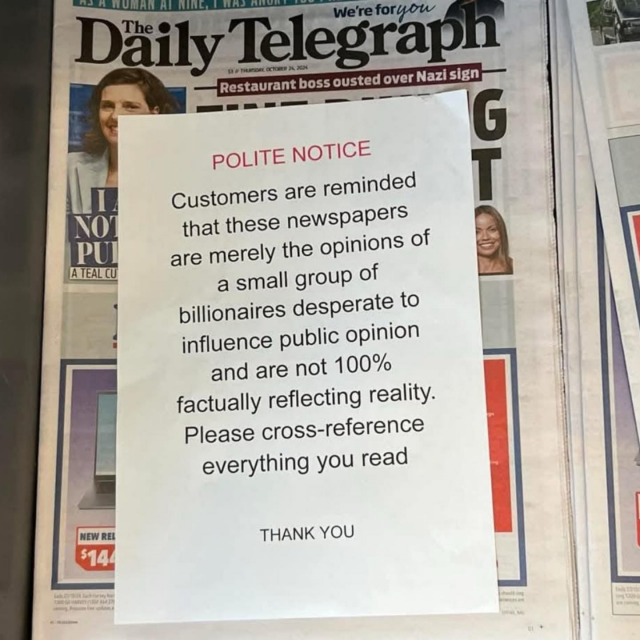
565, 0, 640, 445
33, 0, 576, 637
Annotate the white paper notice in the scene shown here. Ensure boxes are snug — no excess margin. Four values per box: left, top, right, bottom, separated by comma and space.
115, 92, 498, 625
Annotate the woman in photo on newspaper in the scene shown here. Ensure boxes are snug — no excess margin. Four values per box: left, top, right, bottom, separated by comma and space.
475, 204, 514, 275
67, 68, 177, 214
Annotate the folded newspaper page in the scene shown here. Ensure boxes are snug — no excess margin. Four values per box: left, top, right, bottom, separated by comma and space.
565, 0, 640, 443
549, 0, 593, 632
33, 0, 576, 637
552, 0, 640, 629
571, 102, 640, 639
553, 47, 640, 638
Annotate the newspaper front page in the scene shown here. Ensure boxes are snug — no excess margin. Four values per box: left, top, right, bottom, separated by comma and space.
33, 0, 576, 637
565, 0, 640, 444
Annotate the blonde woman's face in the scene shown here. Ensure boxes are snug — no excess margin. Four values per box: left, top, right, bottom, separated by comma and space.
475, 213, 502, 258
99, 84, 159, 147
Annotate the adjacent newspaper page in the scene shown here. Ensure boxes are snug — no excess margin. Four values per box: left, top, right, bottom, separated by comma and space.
33, 0, 576, 638
565, 0, 640, 440
572, 110, 640, 638
557, 14, 640, 631
550, 1, 640, 632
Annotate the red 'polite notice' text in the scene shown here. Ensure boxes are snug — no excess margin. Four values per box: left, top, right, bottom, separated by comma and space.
212, 140, 371, 170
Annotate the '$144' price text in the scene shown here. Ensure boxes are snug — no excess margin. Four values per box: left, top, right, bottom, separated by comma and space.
75, 527, 116, 572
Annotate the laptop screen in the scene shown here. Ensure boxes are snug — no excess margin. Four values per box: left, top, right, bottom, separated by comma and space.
95, 392, 117, 478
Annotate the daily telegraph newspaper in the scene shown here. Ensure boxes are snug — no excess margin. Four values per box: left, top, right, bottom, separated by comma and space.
33, 0, 576, 637
566, 0, 640, 443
